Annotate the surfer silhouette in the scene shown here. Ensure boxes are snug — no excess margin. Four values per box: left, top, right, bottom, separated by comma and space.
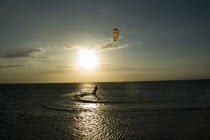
92, 86, 98, 94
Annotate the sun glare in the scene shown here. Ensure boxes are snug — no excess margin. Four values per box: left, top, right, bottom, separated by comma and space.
78, 49, 98, 70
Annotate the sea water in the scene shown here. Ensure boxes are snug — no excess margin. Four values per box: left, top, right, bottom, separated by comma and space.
1, 80, 210, 139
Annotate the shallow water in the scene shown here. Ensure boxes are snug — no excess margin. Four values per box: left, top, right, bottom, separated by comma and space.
1, 80, 210, 139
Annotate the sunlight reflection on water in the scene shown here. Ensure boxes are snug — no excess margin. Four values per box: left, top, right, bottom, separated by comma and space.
80, 103, 98, 109
72, 83, 104, 139
74, 102, 104, 139
79, 83, 95, 93
2, 81, 210, 139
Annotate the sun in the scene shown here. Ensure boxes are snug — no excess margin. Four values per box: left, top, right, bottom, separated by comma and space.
78, 49, 98, 70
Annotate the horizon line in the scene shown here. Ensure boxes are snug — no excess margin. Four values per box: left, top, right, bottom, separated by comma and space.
0, 78, 210, 84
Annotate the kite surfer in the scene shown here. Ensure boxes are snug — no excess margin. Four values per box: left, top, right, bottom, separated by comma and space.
92, 86, 98, 94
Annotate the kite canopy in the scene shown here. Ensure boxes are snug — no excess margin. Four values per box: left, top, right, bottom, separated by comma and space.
113, 28, 118, 41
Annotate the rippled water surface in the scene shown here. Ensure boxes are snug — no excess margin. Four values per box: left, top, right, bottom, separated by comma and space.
1, 80, 210, 139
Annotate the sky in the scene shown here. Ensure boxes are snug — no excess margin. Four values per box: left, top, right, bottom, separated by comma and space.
0, 0, 210, 83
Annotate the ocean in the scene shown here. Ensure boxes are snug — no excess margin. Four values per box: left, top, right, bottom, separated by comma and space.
1, 80, 210, 140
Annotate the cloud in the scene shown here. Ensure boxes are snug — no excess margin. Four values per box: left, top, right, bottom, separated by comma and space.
0, 64, 25, 69
35, 56, 50, 59
64, 45, 76, 49
64, 41, 128, 52
64, 36, 129, 51
2, 48, 45, 58
35, 65, 78, 74
98, 64, 155, 72
94, 42, 128, 51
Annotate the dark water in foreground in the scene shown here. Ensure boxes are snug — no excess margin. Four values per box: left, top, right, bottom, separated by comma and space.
1, 80, 210, 140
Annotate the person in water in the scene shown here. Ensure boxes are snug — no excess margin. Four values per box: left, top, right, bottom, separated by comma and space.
92, 86, 98, 94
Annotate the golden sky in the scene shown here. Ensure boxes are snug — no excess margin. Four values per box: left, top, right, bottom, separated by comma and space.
0, 1, 210, 83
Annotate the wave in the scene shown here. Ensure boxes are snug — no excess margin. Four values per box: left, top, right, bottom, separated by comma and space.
40, 91, 210, 112
74, 99, 144, 104
41, 102, 210, 112
75, 93, 93, 97
69, 91, 210, 105
41, 104, 76, 112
